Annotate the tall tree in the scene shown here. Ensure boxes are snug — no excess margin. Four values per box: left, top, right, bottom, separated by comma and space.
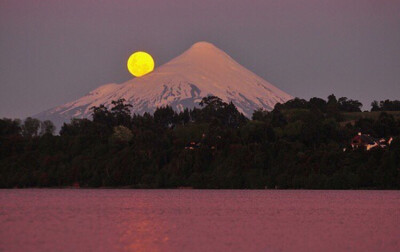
371, 101, 380, 111
337, 97, 362, 112
154, 106, 176, 128
0, 118, 21, 137
40, 120, 56, 136
111, 99, 133, 127
22, 117, 40, 137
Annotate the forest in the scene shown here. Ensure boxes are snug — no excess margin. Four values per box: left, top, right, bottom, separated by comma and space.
1, 96, 400, 189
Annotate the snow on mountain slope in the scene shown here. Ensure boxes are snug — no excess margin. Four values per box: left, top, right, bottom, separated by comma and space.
36, 41, 292, 128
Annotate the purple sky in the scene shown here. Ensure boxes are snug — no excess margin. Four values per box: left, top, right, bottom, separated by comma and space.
1, 0, 399, 118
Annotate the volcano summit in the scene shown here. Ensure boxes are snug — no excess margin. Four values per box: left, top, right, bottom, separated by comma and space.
36, 42, 292, 127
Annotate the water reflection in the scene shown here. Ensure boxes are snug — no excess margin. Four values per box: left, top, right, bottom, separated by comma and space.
1, 190, 399, 252
117, 197, 170, 252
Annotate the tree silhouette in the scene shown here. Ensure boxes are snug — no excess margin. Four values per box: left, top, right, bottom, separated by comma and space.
40, 120, 55, 136
22, 117, 40, 137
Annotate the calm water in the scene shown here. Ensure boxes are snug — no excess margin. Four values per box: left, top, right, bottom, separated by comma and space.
0, 190, 399, 252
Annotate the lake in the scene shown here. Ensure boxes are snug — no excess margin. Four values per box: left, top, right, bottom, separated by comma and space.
0, 190, 399, 252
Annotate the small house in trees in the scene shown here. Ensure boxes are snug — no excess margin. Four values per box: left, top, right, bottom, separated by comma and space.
351, 132, 393, 151
184, 133, 220, 150
185, 141, 201, 150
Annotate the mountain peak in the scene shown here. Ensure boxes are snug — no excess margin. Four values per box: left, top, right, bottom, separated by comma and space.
190, 41, 218, 50
168, 41, 232, 67
181, 41, 227, 58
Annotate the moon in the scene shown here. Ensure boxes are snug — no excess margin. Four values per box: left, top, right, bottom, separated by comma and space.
127, 51, 155, 77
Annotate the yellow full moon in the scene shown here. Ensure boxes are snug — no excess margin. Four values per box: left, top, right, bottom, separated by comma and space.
127, 51, 155, 77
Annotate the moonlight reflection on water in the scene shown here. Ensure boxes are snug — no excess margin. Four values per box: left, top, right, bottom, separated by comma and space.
0, 190, 399, 252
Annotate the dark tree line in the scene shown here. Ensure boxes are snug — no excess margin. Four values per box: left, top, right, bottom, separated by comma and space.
371, 100, 400, 111
275, 95, 363, 113
1, 95, 399, 189
0, 117, 55, 138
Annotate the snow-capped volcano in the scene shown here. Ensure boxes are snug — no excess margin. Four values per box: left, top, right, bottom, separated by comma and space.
36, 41, 292, 127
